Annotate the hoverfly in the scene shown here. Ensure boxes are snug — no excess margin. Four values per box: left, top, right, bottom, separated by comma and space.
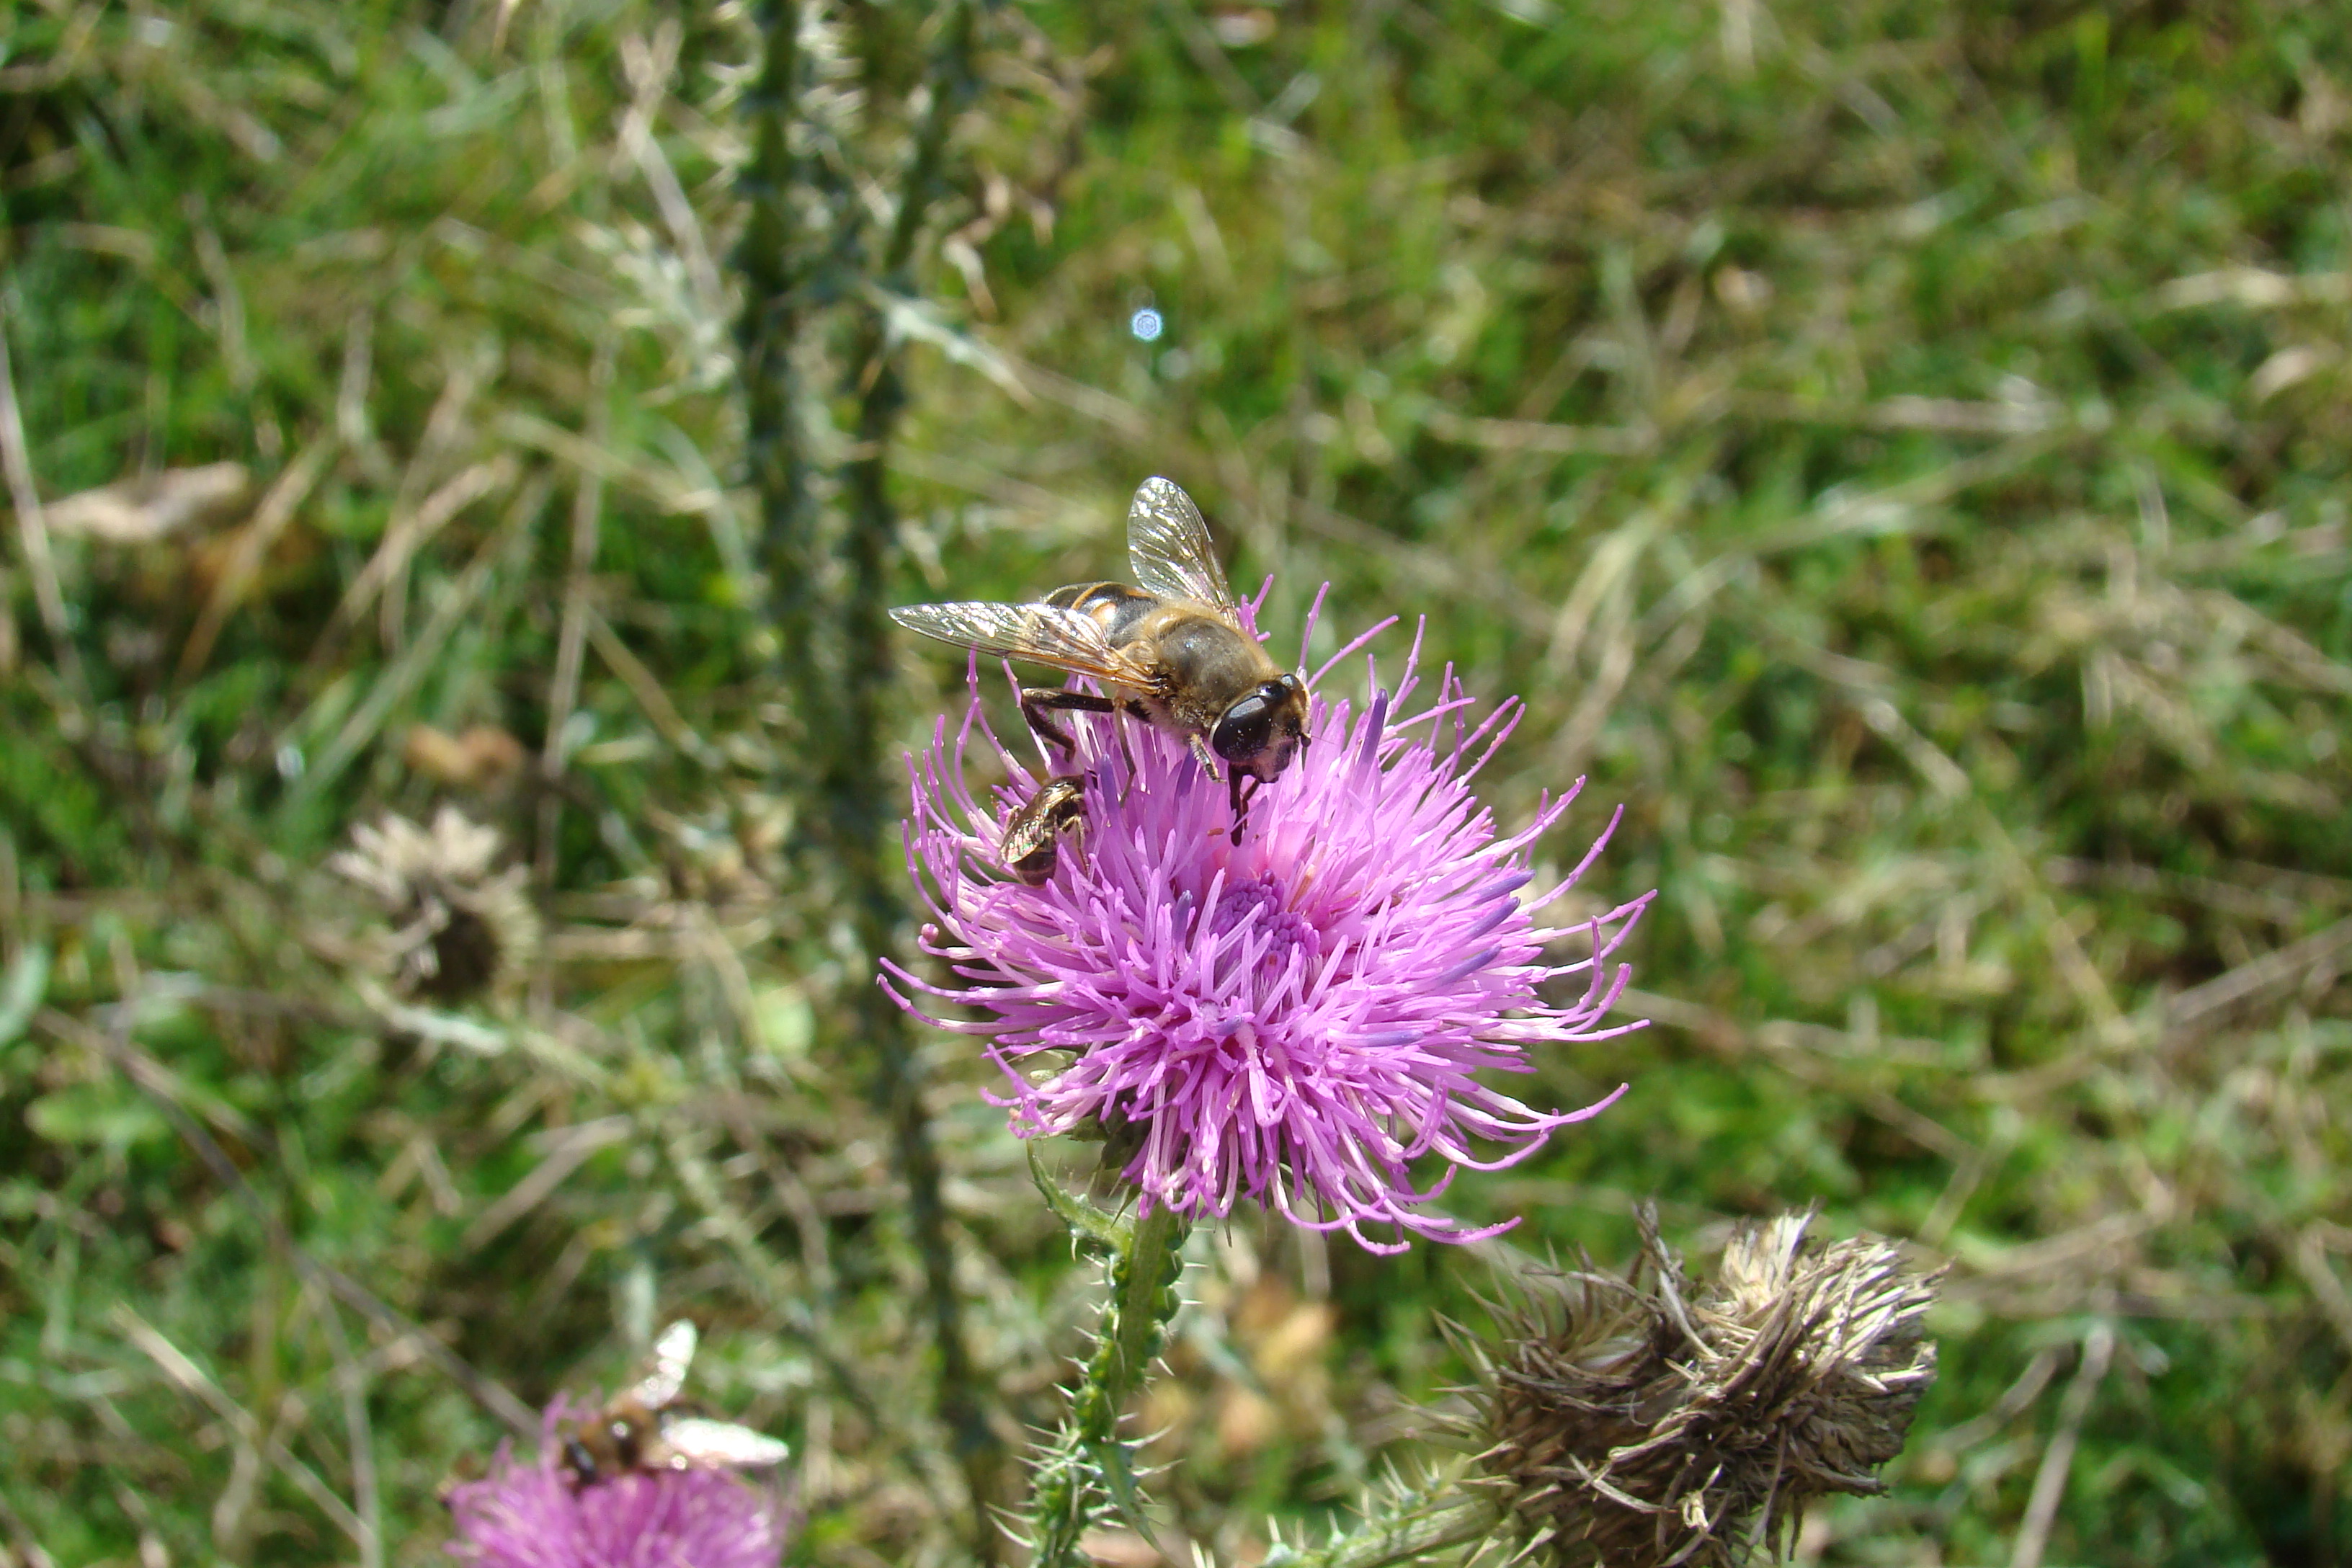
561, 1321, 790, 1487
892, 478, 1309, 881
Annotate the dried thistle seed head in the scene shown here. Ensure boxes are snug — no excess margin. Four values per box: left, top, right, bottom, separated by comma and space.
1462, 1206, 1942, 1567
330, 806, 539, 1002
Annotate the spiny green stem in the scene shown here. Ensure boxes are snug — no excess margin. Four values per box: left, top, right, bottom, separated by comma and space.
736, 0, 808, 657
1100, 1201, 1187, 1403
1028, 1201, 1190, 1568
1280, 1492, 1504, 1568
832, 0, 1003, 1547
735, 0, 1000, 1555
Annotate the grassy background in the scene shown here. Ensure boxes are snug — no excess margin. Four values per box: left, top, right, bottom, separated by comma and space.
5, 1, 2352, 1564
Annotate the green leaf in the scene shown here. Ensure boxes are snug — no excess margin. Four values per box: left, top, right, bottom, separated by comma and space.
27, 1082, 170, 1150
1028, 1140, 1132, 1255
0, 943, 48, 1047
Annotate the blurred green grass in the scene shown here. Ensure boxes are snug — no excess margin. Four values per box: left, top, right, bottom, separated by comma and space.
4, 1, 2351, 1564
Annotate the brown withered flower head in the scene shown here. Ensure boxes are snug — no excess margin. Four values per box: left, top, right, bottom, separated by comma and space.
1458, 1206, 1941, 1567
331, 806, 539, 1002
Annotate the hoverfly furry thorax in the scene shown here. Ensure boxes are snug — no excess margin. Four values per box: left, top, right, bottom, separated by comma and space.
892, 478, 1309, 883
561, 1320, 790, 1487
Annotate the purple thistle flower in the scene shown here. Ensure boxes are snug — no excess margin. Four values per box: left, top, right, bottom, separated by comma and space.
445, 1402, 790, 1568
886, 602, 1652, 1253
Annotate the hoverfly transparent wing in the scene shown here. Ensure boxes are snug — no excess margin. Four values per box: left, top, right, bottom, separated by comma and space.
633, 1319, 698, 1409
658, 1416, 793, 1471
1125, 477, 1237, 614
891, 600, 1154, 688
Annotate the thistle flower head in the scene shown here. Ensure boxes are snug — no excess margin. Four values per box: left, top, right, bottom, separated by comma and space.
1462, 1206, 1942, 1566
331, 806, 539, 1002
887, 606, 1650, 1252
445, 1402, 790, 1568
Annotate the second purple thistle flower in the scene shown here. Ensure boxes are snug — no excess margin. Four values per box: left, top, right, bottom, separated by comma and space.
889, 618, 1653, 1254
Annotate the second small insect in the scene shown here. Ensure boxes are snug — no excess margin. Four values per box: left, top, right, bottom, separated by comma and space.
893, 478, 1310, 883
562, 1321, 791, 1487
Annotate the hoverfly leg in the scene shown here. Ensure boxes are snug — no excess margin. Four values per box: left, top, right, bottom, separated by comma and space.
1228, 769, 1257, 842
563, 1437, 601, 1487
1112, 726, 1139, 808
1020, 687, 1119, 760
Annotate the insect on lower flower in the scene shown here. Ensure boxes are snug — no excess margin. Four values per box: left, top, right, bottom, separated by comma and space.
444, 1399, 791, 1568
560, 1321, 791, 1487
886, 603, 1653, 1253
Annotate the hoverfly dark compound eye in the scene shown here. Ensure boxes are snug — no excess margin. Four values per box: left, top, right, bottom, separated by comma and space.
1278, 676, 1305, 734
1212, 688, 1279, 764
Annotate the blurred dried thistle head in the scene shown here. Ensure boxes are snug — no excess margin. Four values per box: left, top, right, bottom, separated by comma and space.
330, 806, 538, 1002
1456, 1205, 1942, 1567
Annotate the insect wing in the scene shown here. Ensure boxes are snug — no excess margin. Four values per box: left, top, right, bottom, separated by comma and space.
1001, 801, 1061, 863
1002, 778, 1085, 879
891, 601, 1150, 687
659, 1416, 792, 1471
1125, 477, 1236, 614
633, 1320, 698, 1409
